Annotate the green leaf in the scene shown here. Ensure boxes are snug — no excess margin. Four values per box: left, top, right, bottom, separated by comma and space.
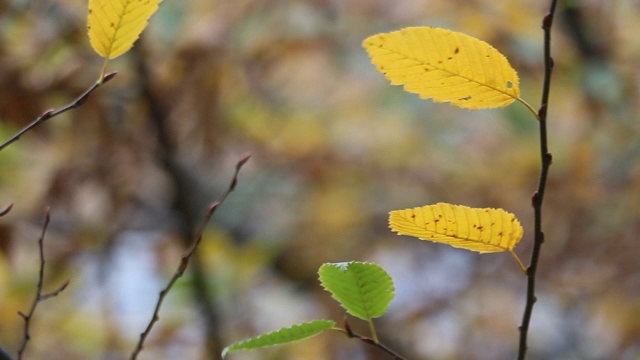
221, 320, 335, 358
318, 262, 395, 320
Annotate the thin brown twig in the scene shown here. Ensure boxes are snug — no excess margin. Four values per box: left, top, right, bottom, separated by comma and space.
0, 72, 117, 153
130, 153, 251, 360
517, 1, 558, 359
17, 208, 70, 360
341, 317, 407, 360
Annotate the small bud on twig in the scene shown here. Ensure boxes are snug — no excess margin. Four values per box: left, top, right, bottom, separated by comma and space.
102, 71, 118, 84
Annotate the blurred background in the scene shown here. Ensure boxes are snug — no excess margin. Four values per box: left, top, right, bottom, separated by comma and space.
1, 0, 639, 359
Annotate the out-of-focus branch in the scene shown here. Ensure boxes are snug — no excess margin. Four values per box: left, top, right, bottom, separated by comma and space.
0, 346, 13, 360
0, 205, 14, 360
17, 208, 70, 360
131, 42, 226, 357
518, 1, 558, 359
130, 154, 250, 360
0, 72, 117, 153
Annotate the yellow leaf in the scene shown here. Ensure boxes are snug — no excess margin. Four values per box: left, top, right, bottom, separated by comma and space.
363, 27, 521, 110
389, 203, 525, 271
87, 0, 162, 60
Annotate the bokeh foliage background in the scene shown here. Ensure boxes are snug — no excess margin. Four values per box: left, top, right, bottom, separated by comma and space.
1, 0, 639, 359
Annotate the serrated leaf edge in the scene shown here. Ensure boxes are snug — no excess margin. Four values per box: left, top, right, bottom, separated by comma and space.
319, 262, 394, 320
222, 319, 335, 358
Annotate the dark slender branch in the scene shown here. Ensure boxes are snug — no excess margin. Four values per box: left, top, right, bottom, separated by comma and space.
130, 153, 251, 360
342, 317, 407, 360
0, 346, 13, 360
518, 1, 558, 359
0, 72, 117, 153
17, 208, 70, 360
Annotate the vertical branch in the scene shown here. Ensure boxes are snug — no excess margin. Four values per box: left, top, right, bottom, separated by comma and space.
0, 205, 14, 360
518, 1, 558, 359
17, 208, 70, 360
0, 203, 13, 217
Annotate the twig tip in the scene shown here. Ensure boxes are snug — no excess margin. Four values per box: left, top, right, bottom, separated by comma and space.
103, 71, 118, 83
208, 201, 220, 215
60, 279, 70, 291
237, 153, 251, 169
0, 203, 13, 217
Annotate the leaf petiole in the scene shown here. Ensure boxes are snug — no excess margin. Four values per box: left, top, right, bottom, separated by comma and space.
517, 97, 540, 121
98, 58, 110, 85
510, 250, 527, 275
367, 318, 379, 344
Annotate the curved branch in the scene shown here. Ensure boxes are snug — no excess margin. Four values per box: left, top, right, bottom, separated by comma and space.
0, 72, 117, 153
518, 1, 558, 359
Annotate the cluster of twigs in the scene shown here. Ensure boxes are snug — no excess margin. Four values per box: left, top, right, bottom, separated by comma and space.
0, 71, 251, 359
0, 205, 69, 360
0, 73, 114, 359
16, 209, 69, 360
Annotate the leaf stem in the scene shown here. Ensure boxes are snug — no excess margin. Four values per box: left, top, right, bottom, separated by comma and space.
510, 251, 527, 275
367, 318, 379, 344
517, 97, 540, 121
517, 1, 558, 359
99, 58, 110, 85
